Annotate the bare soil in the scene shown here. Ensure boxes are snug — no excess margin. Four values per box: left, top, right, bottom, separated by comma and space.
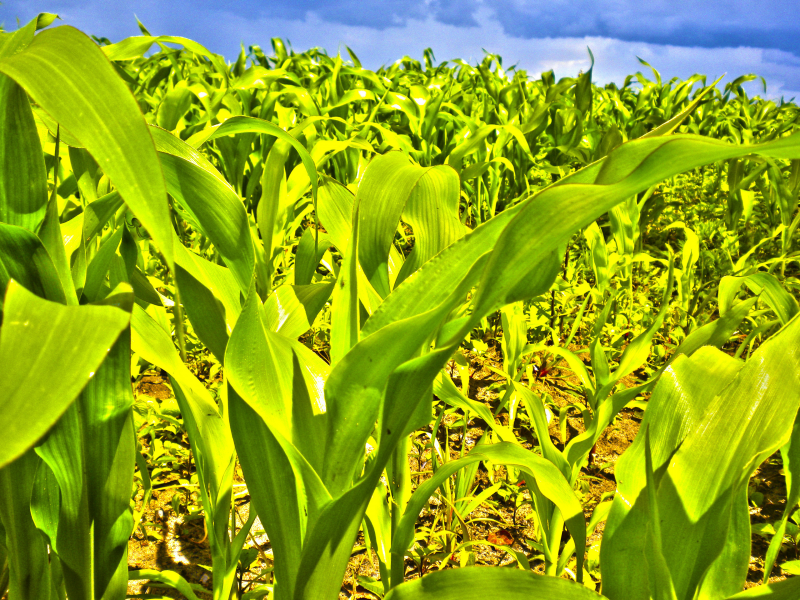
126, 345, 794, 598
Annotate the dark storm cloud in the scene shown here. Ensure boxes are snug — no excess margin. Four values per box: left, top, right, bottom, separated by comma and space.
170, 0, 800, 58
488, 0, 800, 57
3, 0, 798, 58
2, 0, 800, 99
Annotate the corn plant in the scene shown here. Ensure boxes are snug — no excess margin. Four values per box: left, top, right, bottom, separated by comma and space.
2, 14, 800, 600
382, 305, 800, 598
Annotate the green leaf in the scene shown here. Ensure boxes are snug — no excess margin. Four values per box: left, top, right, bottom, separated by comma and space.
150, 126, 254, 293
329, 201, 361, 366
172, 239, 241, 362
434, 374, 517, 443
39, 193, 78, 304
642, 428, 679, 600
226, 283, 330, 474
606, 261, 674, 384
391, 442, 586, 581
640, 76, 721, 139
475, 133, 800, 321
130, 303, 240, 594
130, 266, 162, 306
130, 304, 234, 489
82, 191, 124, 243
602, 315, 800, 600
724, 576, 800, 599
127, 570, 202, 600
104, 34, 218, 63
68, 147, 100, 203
356, 152, 464, 297
35, 328, 135, 600
512, 384, 571, 479
666, 297, 757, 365
0, 450, 55, 600
0, 26, 173, 266
0, 222, 66, 303
294, 228, 331, 286
225, 284, 332, 600
583, 222, 610, 292
0, 16, 37, 59
0, 281, 130, 468
0, 73, 47, 231
318, 176, 400, 315
323, 253, 487, 495
186, 115, 319, 211
82, 227, 122, 302
257, 138, 291, 291
157, 85, 193, 130
763, 417, 800, 581
263, 281, 334, 340
383, 567, 604, 600
719, 272, 799, 326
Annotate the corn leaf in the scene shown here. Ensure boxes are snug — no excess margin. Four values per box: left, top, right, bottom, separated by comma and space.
719, 272, 799, 326
130, 304, 240, 592
356, 152, 464, 297
226, 284, 332, 600
35, 328, 135, 600
0, 73, 47, 232
602, 315, 800, 599
725, 576, 800, 599
0, 223, 66, 303
0, 450, 56, 600
0, 26, 173, 266
263, 281, 334, 340
172, 238, 242, 363
130, 304, 234, 500
383, 567, 604, 600
186, 115, 319, 208
150, 126, 254, 293
0, 281, 130, 468
390, 442, 586, 578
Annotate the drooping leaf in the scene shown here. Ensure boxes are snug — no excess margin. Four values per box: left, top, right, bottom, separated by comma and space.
0, 281, 130, 468
150, 126, 254, 292
0, 73, 47, 231
602, 315, 800, 600
0, 222, 66, 303
383, 566, 603, 600
391, 442, 586, 581
0, 26, 173, 266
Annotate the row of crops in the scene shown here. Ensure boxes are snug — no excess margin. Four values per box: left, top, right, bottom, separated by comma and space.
1, 11, 800, 600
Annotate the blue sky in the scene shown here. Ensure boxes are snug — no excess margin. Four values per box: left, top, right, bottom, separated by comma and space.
3, 0, 800, 100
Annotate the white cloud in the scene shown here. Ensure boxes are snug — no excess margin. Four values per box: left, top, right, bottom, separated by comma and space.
226, 6, 800, 100
4, 0, 800, 100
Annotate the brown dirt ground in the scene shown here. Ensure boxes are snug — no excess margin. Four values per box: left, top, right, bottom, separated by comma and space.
126, 344, 795, 598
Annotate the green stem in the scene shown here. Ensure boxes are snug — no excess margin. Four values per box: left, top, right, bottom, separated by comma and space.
172, 283, 187, 363
389, 435, 412, 589
544, 508, 565, 577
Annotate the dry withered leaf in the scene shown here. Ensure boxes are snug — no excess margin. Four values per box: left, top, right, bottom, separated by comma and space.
487, 529, 514, 546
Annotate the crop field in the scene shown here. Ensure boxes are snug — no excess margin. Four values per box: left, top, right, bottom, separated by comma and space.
3, 11, 800, 600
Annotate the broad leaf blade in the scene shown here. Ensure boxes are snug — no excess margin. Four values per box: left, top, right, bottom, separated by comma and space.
0, 74, 47, 231
151, 126, 254, 293
0, 281, 129, 468
0, 26, 173, 266
383, 567, 603, 600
